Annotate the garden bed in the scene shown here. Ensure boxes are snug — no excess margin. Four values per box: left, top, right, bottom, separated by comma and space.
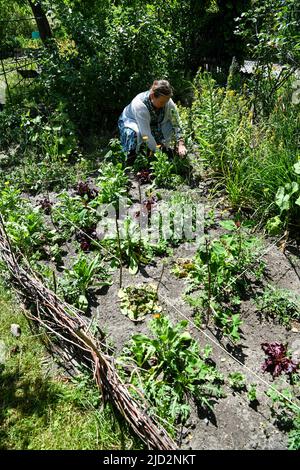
1, 162, 299, 450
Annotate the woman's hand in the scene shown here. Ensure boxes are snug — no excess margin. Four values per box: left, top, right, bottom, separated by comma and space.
177, 140, 187, 158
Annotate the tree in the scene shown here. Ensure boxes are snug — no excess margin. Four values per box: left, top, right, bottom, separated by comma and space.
235, 0, 300, 67
27, 0, 52, 43
235, 0, 300, 115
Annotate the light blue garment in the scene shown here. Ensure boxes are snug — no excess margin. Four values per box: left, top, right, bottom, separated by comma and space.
118, 117, 137, 153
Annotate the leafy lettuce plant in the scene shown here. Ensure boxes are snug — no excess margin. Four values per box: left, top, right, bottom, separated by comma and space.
118, 284, 161, 322
261, 342, 299, 378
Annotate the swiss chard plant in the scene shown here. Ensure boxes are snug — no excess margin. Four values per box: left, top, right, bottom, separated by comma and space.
102, 216, 170, 274
53, 191, 99, 241
95, 162, 130, 206
59, 253, 111, 311
150, 149, 183, 189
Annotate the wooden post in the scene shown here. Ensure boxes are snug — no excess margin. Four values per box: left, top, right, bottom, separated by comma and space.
0, 57, 12, 104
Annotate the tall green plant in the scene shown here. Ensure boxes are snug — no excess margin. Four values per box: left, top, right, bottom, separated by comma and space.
119, 315, 223, 431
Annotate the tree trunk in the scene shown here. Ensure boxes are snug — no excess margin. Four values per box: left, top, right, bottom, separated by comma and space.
27, 0, 52, 43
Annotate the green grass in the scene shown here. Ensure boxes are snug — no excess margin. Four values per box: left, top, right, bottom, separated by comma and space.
0, 281, 142, 450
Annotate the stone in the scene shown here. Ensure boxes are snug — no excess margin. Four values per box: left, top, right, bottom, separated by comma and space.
10, 324, 21, 338
0, 340, 6, 364
181, 427, 189, 438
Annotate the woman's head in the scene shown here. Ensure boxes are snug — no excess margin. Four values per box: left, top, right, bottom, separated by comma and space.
150, 79, 173, 108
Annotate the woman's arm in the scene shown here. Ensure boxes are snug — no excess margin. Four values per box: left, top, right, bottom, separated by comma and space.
133, 99, 157, 152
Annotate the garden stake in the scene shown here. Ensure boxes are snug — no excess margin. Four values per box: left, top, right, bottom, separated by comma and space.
206, 237, 212, 326
115, 215, 123, 288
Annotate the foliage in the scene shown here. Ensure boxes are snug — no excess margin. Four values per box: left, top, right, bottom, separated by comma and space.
102, 216, 171, 274
0, 109, 23, 150
59, 253, 111, 311
261, 343, 299, 378
119, 315, 223, 431
273, 161, 300, 230
0, 101, 95, 193
102, 216, 148, 274
75, 181, 99, 201
150, 149, 183, 189
235, 0, 300, 115
0, 0, 33, 50
214, 308, 243, 343
255, 285, 300, 327
228, 372, 246, 392
189, 71, 300, 232
0, 184, 22, 217
0, 154, 95, 194
267, 386, 300, 450
19, 106, 77, 160
102, 138, 127, 167
52, 191, 99, 241
235, 0, 300, 66
95, 163, 130, 206
0, 184, 57, 260
171, 258, 195, 279
118, 284, 161, 322
191, 72, 226, 169
247, 384, 258, 404
184, 221, 264, 341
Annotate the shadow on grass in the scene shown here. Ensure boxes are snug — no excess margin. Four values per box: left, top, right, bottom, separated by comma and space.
0, 369, 61, 449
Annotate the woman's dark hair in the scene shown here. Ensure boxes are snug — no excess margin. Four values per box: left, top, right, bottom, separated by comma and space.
151, 80, 173, 97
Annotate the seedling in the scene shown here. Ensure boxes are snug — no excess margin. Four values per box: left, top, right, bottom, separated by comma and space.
228, 372, 246, 392
247, 384, 258, 404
